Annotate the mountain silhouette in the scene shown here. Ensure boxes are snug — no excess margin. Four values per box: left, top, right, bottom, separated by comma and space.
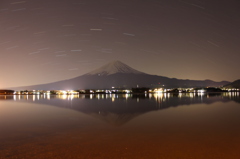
9, 61, 230, 90
224, 79, 240, 88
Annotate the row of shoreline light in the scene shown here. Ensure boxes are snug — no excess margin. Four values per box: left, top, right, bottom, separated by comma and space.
11, 87, 240, 95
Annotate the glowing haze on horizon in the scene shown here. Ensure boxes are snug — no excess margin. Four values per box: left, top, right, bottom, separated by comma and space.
0, 0, 239, 88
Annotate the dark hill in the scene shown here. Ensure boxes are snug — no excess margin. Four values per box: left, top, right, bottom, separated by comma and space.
224, 79, 240, 88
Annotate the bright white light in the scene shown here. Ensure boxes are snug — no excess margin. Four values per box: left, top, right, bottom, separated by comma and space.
198, 89, 205, 93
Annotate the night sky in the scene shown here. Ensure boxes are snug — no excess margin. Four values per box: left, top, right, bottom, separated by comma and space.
1, 0, 240, 88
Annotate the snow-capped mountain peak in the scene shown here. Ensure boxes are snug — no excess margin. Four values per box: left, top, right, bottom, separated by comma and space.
86, 60, 146, 76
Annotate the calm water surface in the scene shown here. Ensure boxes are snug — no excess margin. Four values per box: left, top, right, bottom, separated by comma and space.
0, 93, 240, 159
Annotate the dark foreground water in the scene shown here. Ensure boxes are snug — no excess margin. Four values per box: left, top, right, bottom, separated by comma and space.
0, 92, 240, 159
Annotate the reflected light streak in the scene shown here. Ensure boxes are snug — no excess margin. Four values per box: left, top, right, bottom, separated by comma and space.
61, 95, 68, 100
68, 95, 74, 100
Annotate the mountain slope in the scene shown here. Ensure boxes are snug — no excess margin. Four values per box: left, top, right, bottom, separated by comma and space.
85, 60, 146, 75
224, 79, 240, 88
8, 61, 230, 90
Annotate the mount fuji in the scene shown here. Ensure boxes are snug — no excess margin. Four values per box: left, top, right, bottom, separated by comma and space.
9, 60, 230, 90
85, 60, 145, 76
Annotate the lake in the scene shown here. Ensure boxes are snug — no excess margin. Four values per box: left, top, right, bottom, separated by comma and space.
0, 92, 240, 159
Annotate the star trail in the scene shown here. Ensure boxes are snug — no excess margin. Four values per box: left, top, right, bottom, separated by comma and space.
0, 0, 239, 88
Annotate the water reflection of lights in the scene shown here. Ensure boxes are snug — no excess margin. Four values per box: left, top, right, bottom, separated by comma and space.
152, 93, 164, 100
178, 93, 183, 98
167, 93, 170, 98
226, 91, 240, 99
197, 92, 205, 96
189, 93, 194, 98
60, 95, 68, 100
68, 95, 74, 100
150, 93, 165, 108
124, 94, 130, 99
112, 94, 117, 102
149, 93, 152, 98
